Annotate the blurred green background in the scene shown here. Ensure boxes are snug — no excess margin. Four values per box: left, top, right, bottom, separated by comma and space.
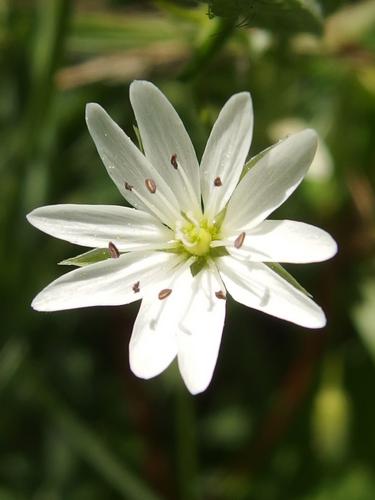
1, 0, 375, 499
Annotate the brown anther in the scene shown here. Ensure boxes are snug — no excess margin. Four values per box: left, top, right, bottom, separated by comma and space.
158, 288, 172, 300
214, 176, 222, 187
215, 290, 226, 300
108, 241, 120, 258
132, 281, 140, 293
124, 181, 133, 191
145, 178, 156, 193
234, 231, 246, 249
171, 154, 178, 170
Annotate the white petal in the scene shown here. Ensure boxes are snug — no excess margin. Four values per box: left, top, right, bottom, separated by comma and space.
221, 130, 318, 234
200, 92, 253, 218
227, 220, 337, 263
129, 298, 178, 379
32, 251, 183, 311
129, 266, 226, 392
129, 275, 183, 380
217, 256, 326, 328
177, 268, 226, 395
27, 204, 174, 251
85, 103, 180, 228
130, 81, 201, 216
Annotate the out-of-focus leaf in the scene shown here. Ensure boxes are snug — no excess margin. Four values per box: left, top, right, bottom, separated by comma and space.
302, 467, 375, 500
69, 12, 193, 53
207, 0, 323, 35
352, 277, 375, 364
311, 357, 351, 464
0, 339, 27, 392
312, 385, 350, 462
21, 367, 162, 500
59, 248, 111, 267
325, 0, 375, 52
202, 406, 251, 449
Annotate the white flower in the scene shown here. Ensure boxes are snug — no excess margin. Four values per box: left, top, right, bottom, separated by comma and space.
27, 81, 337, 394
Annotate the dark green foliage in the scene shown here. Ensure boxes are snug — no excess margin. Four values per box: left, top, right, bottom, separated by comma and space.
207, 0, 323, 34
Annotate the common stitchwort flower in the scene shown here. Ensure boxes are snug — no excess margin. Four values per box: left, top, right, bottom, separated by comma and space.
27, 81, 337, 394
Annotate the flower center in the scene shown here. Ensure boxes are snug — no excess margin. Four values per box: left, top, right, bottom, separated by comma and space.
176, 217, 218, 257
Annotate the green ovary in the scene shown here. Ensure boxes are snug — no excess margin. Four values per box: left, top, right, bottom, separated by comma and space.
179, 220, 218, 256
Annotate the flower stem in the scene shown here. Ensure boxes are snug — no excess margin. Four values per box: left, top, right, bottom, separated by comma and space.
179, 16, 236, 82
175, 382, 201, 500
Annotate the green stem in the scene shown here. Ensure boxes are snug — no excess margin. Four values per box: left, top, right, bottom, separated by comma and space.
176, 383, 200, 500
179, 16, 236, 82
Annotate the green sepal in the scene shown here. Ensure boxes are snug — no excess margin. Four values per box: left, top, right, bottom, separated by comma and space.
266, 262, 312, 298
210, 246, 229, 258
133, 125, 144, 154
190, 257, 206, 277
59, 248, 112, 267
240, 143, 275, 180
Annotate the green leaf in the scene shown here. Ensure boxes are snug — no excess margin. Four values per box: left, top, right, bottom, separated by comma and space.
265, 262, 312, 297
206, 0, 323, 35
59, 248, 111, 267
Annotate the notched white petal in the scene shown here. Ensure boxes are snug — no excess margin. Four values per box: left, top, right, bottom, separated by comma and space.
85, 103, 180, 227
129, 290, 178, 379
129, 270, 190, 380
26, 204, 174, 251
227, 220, 337, 263
222, 129, 318, 233
31, 251, 183, 311
218, 256, 326, 329
201, 92, 253, 218
130, 80, 201, 215
177, 268, 226, 395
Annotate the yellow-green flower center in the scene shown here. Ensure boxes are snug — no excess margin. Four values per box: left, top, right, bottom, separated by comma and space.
177, 218, 219, 257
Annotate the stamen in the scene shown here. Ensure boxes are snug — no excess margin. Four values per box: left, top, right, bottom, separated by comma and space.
124, 181, 133, 191
145, 178, 156, 194
158, 288, 172, 300
214, 176, 223, 187
234, 232, 246, 249
171, 153, 178, 170
215, 290, 226, 300
108, 241, 120, 258
132, 281, 140, 293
